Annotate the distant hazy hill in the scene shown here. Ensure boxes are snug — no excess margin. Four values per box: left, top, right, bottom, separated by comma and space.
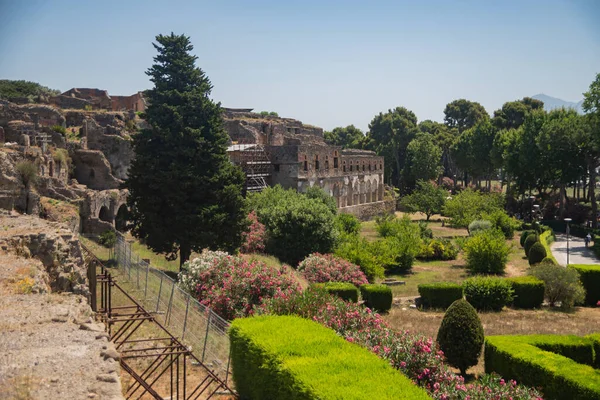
532, 94, 584, 113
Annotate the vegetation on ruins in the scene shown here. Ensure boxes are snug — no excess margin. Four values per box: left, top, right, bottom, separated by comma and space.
0, 79, 60, 102
436, 299, 484, 376
15, 160, 38, 187
125, 33, 247, 269
247, 186, 338, 265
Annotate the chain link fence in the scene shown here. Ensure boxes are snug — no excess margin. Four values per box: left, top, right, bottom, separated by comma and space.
102, 233, 233, 385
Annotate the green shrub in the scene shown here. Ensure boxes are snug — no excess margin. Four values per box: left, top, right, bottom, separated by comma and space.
530, 260, 585, 309
524, 233, 539, 257
312, 282, 359, 302
482, 209, 520, 239
370, 236, 420, 274
248, 186, 338, 265
463, 229, 510, 275
528, 242, 547, 265
229, 315, 431, 400
98, 230, 116, 248
359, 284, 392, 312
417, 221, 433, 239
507, 276, 545, 309
463, 276, 514, 311
16, 161, 38, 187
334, 235, 384, 282
418, 282, 463, 309
51, 125, 66, 135
436, 299, 484, 376
485, 335, 600, 400
519, 230, 533, 247
539, 229, 558, 264
52, 148, 70, 167
569, 264, 600, 306
541, 256, 556, 264
335, 213, 361, 236
418, 238, 459, 261
585, 333, 600, 369
442, 189, 504, 228
468, 219, 492, 235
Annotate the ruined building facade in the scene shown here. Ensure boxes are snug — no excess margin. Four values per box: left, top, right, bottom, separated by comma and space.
224, 109, 393, 219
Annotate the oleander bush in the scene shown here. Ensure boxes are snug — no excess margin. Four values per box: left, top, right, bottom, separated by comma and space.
229, 315, 432, 400
417, 282, 463, 310
298, 253, 368, 287
506, 276, 545, 309
463, 276, 514, 311
463, 229, 511, 275
485, 335, 600, 400
529, 260, 585, 309
240, 210, 266, 253
312, 282, 359, 302
527, 242, 547, 265
178, 250, 301, 320
569, 264, 600, 306
360, 284, 393, 312
437, 299, 484, 376
524, 234, 539, 257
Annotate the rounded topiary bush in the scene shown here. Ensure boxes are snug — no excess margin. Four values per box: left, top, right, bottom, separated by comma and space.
524, 233, 539, 257
359, 284, 393, 312
436, 299, 484, 376
528, 242, 547, 265
520, 230, 533, 247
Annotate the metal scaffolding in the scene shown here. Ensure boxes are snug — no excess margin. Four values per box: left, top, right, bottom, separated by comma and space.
227, 144, 271, 193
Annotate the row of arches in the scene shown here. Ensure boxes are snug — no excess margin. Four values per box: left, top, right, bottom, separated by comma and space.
98, 203, 129, 232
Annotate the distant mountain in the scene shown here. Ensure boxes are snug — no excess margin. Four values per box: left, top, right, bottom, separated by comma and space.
531, 94, 584, 114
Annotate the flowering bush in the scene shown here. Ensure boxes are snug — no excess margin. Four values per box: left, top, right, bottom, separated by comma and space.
258, 288, 542, 400
179, 251, 301, 320
298, 253, 368, 287
240, 211, 266, 253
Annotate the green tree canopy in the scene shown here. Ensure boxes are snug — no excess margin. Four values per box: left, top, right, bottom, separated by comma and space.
125, 33, 247, 269
443, 99, 489, 133
400, 180, 447, 220
451, 120, 497, 183
582, 72, 600, 227
418, 120, 459, 178
404, 134, 443, 185
364, 107, 418, 190
0, 79, 60, 101
492, 97, 544, 130
323, 125, 364, 149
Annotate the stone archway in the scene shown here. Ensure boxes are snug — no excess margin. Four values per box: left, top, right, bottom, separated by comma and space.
115, 204, 129, 232
98, 205, 111, 223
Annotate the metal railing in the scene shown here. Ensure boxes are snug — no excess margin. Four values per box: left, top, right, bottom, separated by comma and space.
88, 233, 233, 386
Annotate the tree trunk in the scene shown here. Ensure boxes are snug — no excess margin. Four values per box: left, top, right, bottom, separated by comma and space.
558, 183, 566, 219
590, 162, 598, 229
179, 242, 192, 270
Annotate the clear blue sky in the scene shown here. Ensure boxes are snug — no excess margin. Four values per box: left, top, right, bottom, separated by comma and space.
1, 0, 599, 131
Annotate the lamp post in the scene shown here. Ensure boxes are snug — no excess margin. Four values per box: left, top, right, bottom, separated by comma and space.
564, 218, 572, 266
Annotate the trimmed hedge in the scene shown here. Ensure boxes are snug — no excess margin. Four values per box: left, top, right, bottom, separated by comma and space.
418, 282, 463, 310
485, 335, 600, 400
229, 315, 432, 400
540, 229, 558, 264
463, 276, 513, 312
360, 284, 393, 312
524, 233, 539, 257
569, 264, 600, 306
528, 242, 547, 265
312, 282, 359, 302
519, 230, 534, 247
585, 333, 600, 369
506, 276, 545, 309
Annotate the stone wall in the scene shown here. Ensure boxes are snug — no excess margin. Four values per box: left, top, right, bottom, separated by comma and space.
111, 92, 146, 112
61, 88, 112, 110
71, 149, 122, 190
339, 199, 396, 221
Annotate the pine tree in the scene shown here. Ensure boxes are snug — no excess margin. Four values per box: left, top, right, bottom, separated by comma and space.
126, 33, 247, 269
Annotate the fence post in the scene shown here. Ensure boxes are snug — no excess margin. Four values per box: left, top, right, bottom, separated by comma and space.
202, 312, 211, 362
181, 294, 190, 340
136, 262, 140, 289
144, 263, 149, 301
156, 275, 163, 313
225, 344, 232, 386
166, 281, 175, 326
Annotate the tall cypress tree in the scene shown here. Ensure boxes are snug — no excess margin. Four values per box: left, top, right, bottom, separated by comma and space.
126, 33, 247, 269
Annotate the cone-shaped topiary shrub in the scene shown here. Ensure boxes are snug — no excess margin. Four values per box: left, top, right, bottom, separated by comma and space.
528, 242, 547, 265
520, 230, 533, 247
524, 234, 539, 257
436, 299, 484, 376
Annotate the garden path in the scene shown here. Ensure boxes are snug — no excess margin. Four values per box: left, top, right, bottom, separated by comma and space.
551, 234, 600, 266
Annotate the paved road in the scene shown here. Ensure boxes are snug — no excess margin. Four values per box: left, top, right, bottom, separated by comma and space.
551, 234, 600, 266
